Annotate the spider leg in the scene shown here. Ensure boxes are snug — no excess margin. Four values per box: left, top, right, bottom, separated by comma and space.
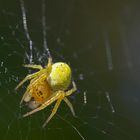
22, 91, 63, 118
63, 97, 75, 116
20, 72, 50, 104
26, 71, 49, 90
42, 98, 63, 127
65, 81, 77, 96
20, 73, 47, 105
47, 57, 52, 66
16, 57, 52, 90
45, 57, 52, 70
23, 64, 43, 70
20, 90, 32, 105
15, 71, 41, 90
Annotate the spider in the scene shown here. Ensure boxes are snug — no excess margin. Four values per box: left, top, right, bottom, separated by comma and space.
15, 57, 77, 127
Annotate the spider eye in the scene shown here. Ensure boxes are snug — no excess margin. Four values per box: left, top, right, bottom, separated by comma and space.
36, 91, 44, 98
39, 91, 43, 95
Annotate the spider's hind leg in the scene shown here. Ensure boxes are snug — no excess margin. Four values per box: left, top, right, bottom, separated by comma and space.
42, 98, 63, 127
63, 97, 75, 117
65, 81, 77, 96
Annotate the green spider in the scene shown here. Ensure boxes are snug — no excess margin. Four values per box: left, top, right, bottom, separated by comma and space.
15, 57, 77, 127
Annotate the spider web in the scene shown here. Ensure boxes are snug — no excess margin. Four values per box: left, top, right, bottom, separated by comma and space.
0, 0, 140, 140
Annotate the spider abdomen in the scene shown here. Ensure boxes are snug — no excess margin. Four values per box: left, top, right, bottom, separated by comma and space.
47, 62, 71, 91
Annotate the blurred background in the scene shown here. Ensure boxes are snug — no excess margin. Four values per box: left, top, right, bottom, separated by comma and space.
0, 0, 140, 139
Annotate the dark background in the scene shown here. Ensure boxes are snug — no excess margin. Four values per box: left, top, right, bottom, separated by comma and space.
0, 0, 140, 140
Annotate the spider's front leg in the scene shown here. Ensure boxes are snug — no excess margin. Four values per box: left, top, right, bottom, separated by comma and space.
15, 57, 52, 90
24, 57, 52, 70
15, 71, 41, 90
46, 57, 52, 67
23, 64, 43, 70
45, 57, 52, 73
